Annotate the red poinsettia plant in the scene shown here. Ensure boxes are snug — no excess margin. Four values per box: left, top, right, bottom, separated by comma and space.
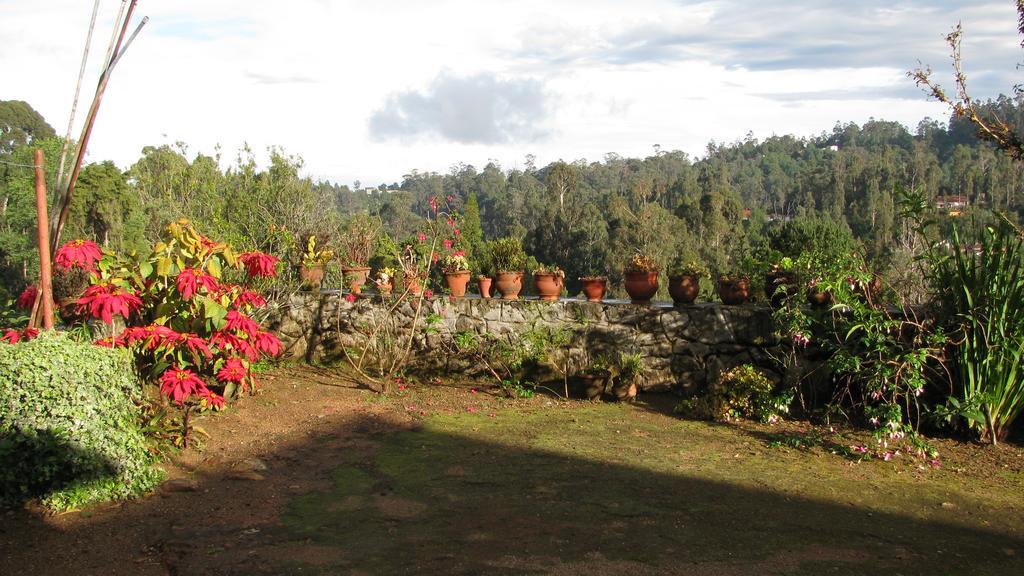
70, 219, 284, 444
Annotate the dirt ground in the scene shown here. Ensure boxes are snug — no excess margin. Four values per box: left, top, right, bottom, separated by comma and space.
1, 364, 1022, 575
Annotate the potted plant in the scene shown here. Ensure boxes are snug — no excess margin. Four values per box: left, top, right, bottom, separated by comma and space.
338, 215, 380, 295
533, 264, 564, 301
569, 354, 612, 400
475, 243, 494, 298
578, 268, 607, 302
667, 257, 707, 305
398, 243, 427, 296
299, 235, 332, 290
717, 273, 750, 305
489, 237, 527, 300
764, 253, 798, 307
612, 352, 643, 402
623, 252, 659, 304
374, 267, 396, 295
441, 251, 472, 297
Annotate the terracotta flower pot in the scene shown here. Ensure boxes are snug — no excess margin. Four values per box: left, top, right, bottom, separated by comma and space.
299, 264, 325, 290
478, 276, 493, 299
623, 270, 659, 304
376, 277, 395, 295
570, 371, 611, 400
445, 270, 472, 298
495, 271, 523, 300
764, 270, 798, 307
404, 274, 423, 296
717, 276, 750, 305
806, 286, 833, 308
579, 277, 607, 302
533, 272, 563, 301
668, 275, 700, 305
341, 266, 371, 295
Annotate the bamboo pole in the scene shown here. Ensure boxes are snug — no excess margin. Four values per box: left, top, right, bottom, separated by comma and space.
51, 0, 141, 253
34, 150, 54, 330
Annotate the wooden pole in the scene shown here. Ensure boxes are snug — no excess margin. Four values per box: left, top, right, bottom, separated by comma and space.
34, 149, 54, 330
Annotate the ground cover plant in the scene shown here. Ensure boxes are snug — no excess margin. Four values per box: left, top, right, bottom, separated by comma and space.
0, 331, 162, 510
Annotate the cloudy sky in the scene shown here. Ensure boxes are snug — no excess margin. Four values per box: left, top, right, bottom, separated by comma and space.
2, 0, 1020, 186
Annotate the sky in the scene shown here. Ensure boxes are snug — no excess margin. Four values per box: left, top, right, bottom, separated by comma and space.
1, 0, 1021, 187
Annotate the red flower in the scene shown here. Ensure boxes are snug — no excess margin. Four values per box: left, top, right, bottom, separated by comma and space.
424, 290, 433, 298
76, 283, 142, 324
211, 331, 258, 361
254, 331, 282, 357
234, 290, 267, 308
239, 251, 279, 278
181, 333, 213, 360
176, 268, 219, 300
345, 293, 357, 303
16, 285, 38, 309
453, 229, 460, 236
199, 387, 225, 409
159, 366, 209, 405
216, 357, 247, 383
1, 327, 38, 344
55, 239, 102, 272
444, 239, 452, 250
225, 310, 260, 338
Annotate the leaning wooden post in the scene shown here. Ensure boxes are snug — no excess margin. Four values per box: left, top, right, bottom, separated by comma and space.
34, 149, 55, 330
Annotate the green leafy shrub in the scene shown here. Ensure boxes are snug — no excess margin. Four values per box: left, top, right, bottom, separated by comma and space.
675, 364, 792, 424
0, 331, 162, 510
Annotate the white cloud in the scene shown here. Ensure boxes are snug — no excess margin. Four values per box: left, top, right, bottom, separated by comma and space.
1, 0, 1018, 186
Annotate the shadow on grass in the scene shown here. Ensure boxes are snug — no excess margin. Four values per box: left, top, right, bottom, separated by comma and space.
2, 411, 1022, 576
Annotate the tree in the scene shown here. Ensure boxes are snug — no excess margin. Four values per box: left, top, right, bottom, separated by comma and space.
0, 100, 55, 155
909, 2, 1024, 160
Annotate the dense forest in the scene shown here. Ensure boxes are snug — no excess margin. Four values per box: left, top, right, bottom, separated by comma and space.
2, 94, 1023, 301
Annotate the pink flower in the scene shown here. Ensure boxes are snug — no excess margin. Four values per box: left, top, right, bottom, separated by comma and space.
55, 239, 102, 272
417, 232, 426, 242
345, 293, 357, 303
453, 229, 460, 237
76, 283, 143, 324
446, 195, 454, 203
444, 239, 452, 250
424, 290, 433, 298
239, 251, 279, 278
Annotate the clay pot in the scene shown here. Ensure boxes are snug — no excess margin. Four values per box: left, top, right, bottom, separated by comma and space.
717, 276, 750, 305
404, 274, 423, 296
478, 276, 492, 299
611, 376, 638, 402
299, 265, 325, 290
668, 275, 700, 305
444, 270, 472, 298
495, 271, 523, 300
341, 266, 371, 295
533, 272, 564, 301
570, 371, 611, 400
376, 277, 394, 295
764, 270, 798, 307
579, 277, 607, 302
623, 270, 659, 304
806, 286, 833, 308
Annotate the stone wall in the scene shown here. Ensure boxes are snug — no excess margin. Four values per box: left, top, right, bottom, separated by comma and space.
266, 292, 786, 393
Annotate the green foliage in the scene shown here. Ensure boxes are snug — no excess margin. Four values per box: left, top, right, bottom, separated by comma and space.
931, 219, 1024, 444
488, 237, 527, 272
675, 364, 792, 424
0, 332, 162, 510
